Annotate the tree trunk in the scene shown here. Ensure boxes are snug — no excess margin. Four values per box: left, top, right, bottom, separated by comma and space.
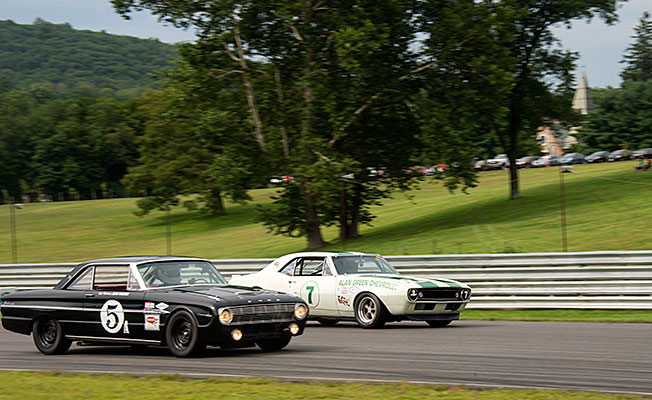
339, 184, 348, 242
347, 184, 362, 239
304, 183, 325, 248
208, 188, 225, 216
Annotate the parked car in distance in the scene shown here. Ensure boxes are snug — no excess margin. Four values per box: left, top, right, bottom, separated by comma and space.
633, 148, 652, 159
1, 256, 308, 357
230, 252, 471, 329
408, 166, 428, 175
473, 159, 487, 170
270, 175, 293, 184
560, 152, 585, 165
532, 155, 560, 168
585, 151, 611, 163
608, 149, 633, 162
486, 154, 510, 169
515, 156, 540, 168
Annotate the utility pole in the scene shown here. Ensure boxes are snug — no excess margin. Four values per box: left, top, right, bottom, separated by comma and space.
166, 207, 172, 256
559, 167, 568, 252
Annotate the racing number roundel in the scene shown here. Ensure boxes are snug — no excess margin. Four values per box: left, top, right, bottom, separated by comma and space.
301, 281, 320, 307
100, 299, 124, 333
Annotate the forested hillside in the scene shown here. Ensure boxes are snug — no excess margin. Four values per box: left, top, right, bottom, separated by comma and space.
0, 19, 178, 99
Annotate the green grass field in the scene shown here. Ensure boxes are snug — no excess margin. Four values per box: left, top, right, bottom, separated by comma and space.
0, 372, 646, 400
0, 161, 650, 263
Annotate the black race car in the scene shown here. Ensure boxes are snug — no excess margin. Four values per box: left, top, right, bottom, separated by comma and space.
0, 256, 308, 357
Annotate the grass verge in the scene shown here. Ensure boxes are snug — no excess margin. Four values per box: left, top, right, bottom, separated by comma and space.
0, 371, 646, 400
461, 309, 652, 323
0, 162, 650, 263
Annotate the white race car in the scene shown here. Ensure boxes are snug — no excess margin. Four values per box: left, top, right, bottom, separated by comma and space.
229, 252, 471, 328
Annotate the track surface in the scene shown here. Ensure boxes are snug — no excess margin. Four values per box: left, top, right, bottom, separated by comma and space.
1, 320, 651, 395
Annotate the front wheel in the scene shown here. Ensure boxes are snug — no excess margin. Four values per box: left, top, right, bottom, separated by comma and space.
165, 310, 205, 357
257, 333, 291, 351
32, 317, 71, 355
354, 293, 387, 329
426, 320, 452, 328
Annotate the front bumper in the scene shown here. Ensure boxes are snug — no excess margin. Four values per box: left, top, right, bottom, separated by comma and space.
201, 319, 307, 347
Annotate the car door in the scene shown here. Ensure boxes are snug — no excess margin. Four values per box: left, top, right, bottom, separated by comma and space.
50, 265, 94, 336
286, 257, 338, 317
81, 264, 145, 341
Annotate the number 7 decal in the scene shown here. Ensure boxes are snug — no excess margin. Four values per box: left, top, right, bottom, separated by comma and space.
306, 285, 315, 304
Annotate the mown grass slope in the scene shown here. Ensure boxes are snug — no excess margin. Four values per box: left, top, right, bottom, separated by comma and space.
0, 161, 650, 263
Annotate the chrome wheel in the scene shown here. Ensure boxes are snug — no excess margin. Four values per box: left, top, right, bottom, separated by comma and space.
354, 294, 386, 329
357, 297, 377, 324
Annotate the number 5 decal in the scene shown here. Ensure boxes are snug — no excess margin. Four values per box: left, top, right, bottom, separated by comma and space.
301, 281, 320, 307
100, 299, 124, 334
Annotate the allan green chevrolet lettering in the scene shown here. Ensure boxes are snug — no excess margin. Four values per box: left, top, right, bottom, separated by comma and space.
230, 252, 472, 329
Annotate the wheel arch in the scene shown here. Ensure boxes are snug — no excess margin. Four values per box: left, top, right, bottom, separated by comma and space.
353, 291, 391, 313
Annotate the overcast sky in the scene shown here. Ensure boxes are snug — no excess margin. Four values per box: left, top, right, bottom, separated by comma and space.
1, 0, 649, 88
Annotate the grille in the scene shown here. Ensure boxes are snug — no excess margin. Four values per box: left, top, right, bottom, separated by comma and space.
230, 303, 295, 325
418, 288, 464, 301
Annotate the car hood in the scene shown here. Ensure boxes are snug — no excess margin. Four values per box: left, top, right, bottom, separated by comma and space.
339, 274, 470, 289
151, 285, 300, 303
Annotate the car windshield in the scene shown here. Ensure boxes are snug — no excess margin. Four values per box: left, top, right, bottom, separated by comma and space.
332, 256, 399, 275
138, 261, 228, 288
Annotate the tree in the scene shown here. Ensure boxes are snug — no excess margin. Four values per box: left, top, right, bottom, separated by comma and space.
489, 0, 622, 199
576, 81, 652, 150
112, 0, 426, 248
621, 11, 652, 83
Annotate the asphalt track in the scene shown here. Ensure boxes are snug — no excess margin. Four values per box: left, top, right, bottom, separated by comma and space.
1, 320, 651, 395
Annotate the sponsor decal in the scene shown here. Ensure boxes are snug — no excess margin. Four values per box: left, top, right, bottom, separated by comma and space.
337, 295, 350, 307
100, 300, 125, 334
144, 302, 155, 310
340, 286, 349, 295
155, 302, 169, 311
338, 280, 396, 291
123, 320, 130, 334
349, 285, 360, 294
98, 291, 130, 297
144, 314, 160, 331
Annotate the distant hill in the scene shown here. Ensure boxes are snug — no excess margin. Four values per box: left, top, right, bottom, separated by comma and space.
0, 18, 179, 99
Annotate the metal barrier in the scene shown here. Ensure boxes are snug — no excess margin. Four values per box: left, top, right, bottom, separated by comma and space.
2, 251, 652, 309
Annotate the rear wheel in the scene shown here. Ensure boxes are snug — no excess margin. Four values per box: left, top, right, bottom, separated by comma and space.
32, 317, 71, 355
354, 294, 387, 329
426, 320, 452, 328
257, 333, 291, 351
166, 310, 205, 357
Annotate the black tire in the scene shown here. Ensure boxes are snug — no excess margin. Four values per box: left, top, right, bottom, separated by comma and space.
257, 333, 291, 351
32, 317, 71, 355
354, 293, 387, 329
426, 320, 452, 327
316, 319, 339, 327
165, 310, 205, 357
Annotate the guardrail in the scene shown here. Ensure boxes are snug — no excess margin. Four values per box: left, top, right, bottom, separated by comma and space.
2, 250, 652, 309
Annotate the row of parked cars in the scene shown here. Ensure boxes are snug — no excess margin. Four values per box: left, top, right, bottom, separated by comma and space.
476, 148, 652, 170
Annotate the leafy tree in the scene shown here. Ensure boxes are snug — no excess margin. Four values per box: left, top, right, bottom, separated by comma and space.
113, 0, 427, 248
621, 12, 652, 83
576, 81, 652, 150
484, 0, 622, 199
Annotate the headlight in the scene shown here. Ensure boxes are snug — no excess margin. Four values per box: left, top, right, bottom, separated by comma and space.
407, 288, 419, 301
294, 303, 308, 320
218, 308, 233, 325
